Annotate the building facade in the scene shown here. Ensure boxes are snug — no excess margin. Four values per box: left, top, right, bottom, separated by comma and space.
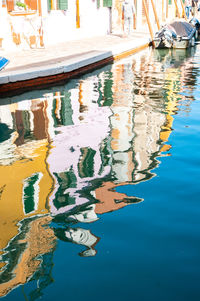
0, 0, 184, 51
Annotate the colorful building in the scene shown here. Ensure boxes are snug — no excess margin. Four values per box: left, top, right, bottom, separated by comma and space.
0, 0, 184, 51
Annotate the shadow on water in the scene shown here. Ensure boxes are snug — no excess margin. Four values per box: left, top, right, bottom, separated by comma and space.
0, 46, 199, 300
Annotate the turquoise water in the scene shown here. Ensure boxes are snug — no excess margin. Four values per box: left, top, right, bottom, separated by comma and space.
0, 46, 200, 301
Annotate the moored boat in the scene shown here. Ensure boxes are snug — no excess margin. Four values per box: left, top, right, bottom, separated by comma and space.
153, 20, 197, 49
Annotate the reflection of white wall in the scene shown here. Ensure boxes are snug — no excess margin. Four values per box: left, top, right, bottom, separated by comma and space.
0, 105, 13, 129
47, 80, 112, 215
111, 106, 134, 152
0, 133, 17, 165
133, 100, 166, 181
112, 152, 132, 183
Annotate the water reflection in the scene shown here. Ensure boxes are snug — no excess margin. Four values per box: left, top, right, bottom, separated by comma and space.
0, 47, 197, 299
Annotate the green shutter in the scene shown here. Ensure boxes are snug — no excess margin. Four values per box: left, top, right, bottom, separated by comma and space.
103, 0, 112, 7
47, 0, 51, 10
97, 0, 100, 9
58, 0, 68, 10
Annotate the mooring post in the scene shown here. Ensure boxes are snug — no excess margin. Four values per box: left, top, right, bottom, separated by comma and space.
150, 0, 160, 30
180, 0, 187, 19
142, 0, 155, 47
174, 0, 181, 18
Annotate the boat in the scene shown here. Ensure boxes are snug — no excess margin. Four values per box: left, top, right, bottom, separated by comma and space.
189, 17, 200, 38
153, 20, 197, 49
0, 57, 9, 71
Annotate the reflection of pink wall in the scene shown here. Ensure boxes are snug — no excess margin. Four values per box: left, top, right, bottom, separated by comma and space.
47, 106, 112, 215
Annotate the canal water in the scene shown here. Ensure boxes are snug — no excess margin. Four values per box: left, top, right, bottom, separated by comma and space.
0, 46, 200, 301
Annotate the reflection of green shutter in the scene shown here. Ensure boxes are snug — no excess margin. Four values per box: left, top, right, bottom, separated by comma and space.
47, 0, 51, 10
97, 0, 100, 8
52, 91, 73, 127
22, 111, 33, 139
58, 0, 68, 10
103, 0, 112, 7
61, 91, 73, 126
53, 170, 77, 209
78, 148, 96, 178
168, 0, 172, 4
23, 173, 42, 215
103, 71, 113, 106
99, 137, 112, 175
52, 98, 59, 127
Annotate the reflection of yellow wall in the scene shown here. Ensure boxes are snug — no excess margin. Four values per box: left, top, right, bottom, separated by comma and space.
160, 69, 180, 144
0, 215, 56, 298
0, 141, 53, 252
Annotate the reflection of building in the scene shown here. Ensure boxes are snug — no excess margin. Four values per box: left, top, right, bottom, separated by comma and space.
1, 46, 193, 297
0, 98, 54, 292
0, 139, 53, 248
47, 78, 112, 215
109, 53, 167, 184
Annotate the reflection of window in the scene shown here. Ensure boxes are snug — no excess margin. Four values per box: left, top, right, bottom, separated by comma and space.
52, 91, 73, 127
53, 169, 77, 209
78, 148, 96, 178
99, 137, 112, 175
103, 71, 113, 106
23, 172, 43, 215
47, 0, 68, 10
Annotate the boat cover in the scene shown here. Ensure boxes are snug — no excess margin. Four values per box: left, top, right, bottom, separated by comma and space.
170, 21, 195, 37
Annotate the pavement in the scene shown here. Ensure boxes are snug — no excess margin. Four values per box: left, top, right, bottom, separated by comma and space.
0, 31, 151, 94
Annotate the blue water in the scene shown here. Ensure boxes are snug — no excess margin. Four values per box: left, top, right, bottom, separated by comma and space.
0, 47, 200, 301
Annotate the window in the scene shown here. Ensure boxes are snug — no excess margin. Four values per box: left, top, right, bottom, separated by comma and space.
6, 0, 38, 12
2, 0, 7, 7
47, 0, 68, 10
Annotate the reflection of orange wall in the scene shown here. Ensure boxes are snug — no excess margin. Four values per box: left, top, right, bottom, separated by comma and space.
95, 182, 131, 214
13, 111, 25, 146
160, 114, 174, 142
0, 216, 56, 298
0, 141, 53, 252
32, 102, 48, 140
